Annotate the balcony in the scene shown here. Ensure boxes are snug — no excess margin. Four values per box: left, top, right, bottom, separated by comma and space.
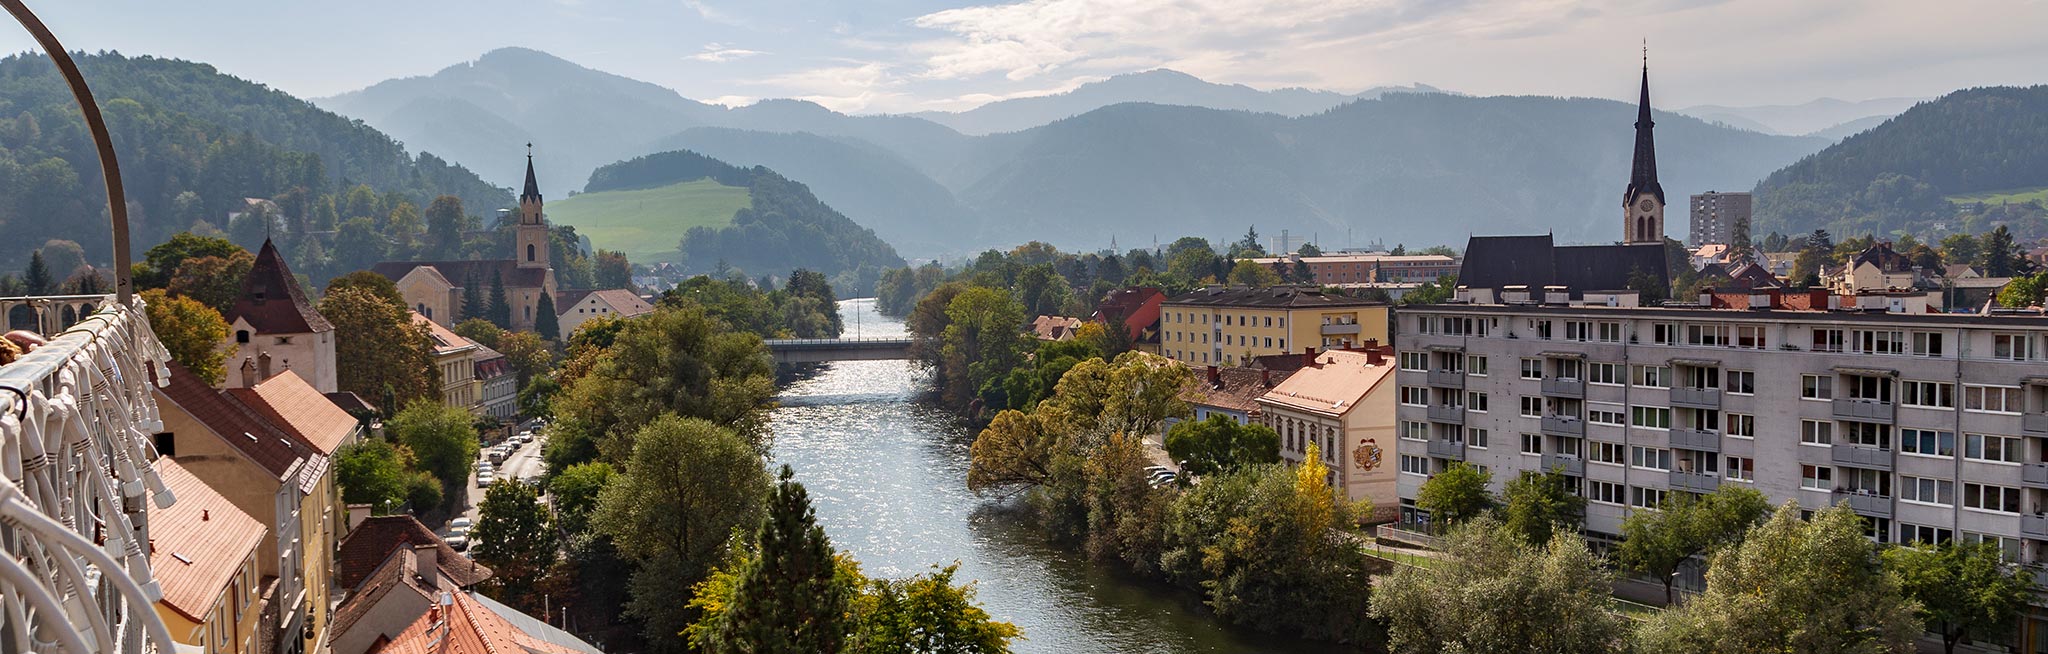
1669, 387, 1721, 409
1426, 369, 1465, 389
1832, 398, 1895, 423
1322, 322, 1363, 336
2026, 463, 2048, 490
2024, 515, 2048, 540
1669, 428, 1721, 452
1540, 453, 1584, 477
1831, 444, 1894, 471
1426, 404, 1466, 425
1669, 471, 1721, 493
1540, 377, 1585, 398
2024, 413, 2048, 437
1833, 491, 1893, 518
1540, 415, 1585, 438
1427, 439, 1466, 461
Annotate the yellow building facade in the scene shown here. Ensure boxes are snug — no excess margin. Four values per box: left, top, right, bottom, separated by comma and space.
1158, 286, 1390, 367
150, 459, 269, 654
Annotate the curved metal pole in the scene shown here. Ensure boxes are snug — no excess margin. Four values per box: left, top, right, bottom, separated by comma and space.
0, 0, 131, 306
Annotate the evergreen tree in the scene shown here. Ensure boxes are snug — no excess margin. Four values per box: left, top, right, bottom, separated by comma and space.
1982, 224, 2021, 276
487, 270, 512, 329
711, 465, 850, 653
462, 269, 485, 323
23, 250, 50, 295
535, 291, 559, 340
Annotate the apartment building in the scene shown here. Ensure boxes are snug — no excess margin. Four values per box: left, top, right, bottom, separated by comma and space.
1242, 253, 1460, 285
1159, 286, 1389, 367
1688, 191, 1752, 246
1393, 291, 2048, 575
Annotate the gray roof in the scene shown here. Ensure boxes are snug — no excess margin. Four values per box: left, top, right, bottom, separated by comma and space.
1457, 235, 1669, 297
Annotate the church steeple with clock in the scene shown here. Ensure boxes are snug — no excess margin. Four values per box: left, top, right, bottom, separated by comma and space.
1624, 54, 1665, 245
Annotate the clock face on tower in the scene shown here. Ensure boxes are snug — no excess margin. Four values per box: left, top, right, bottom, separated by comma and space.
1639, 199, 1655, 212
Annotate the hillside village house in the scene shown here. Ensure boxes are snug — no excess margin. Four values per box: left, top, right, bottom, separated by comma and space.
149, 458, 268, 654
1159, 285, 1389, 367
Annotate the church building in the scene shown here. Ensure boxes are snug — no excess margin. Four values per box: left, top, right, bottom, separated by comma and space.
373, 153, 558, 331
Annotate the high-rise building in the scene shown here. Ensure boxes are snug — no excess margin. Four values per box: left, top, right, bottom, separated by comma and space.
1690, 191, 1753, 246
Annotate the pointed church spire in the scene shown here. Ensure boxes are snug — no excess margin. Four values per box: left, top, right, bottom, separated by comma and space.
521, 143, 542, 203
1625, 53, 1662, 207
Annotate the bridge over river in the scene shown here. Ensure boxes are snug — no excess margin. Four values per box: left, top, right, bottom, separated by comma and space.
765, 337, 913, 364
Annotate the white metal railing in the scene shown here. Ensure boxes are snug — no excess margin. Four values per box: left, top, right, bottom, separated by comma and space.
0, 294, 178, 654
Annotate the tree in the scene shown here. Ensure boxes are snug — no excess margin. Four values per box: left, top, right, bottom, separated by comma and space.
596, 250, 633, 289
1012, 264, 1071, 317
1414, 461, 1492, 528
1297, 242, 1323, 257
1226, 259, 1282, 287
1370, 519, 1628, 654
851, 565, 1020, 654
1400, 274, 1456, 305
1163, 414, 1279, 476
1941, 232, 1981, 267
141, 289, 229, 385
424, 195, 468, 259
1615, 485, 1770, 604
1229, 225, 1266, 258
136, 232, 242, 290
325, 270, 405, 306
388, 400, 479, 494
1640, 502, 1920, 654
487, 270, 512, 329
1498, 468, 1586, 546
166, 251, 256, 313
37, 240, 85, 281
462, 269, 486, 323
547, 461, 615, 535
333, 439, 413, 513
965, 410, 1060, 495
547, 303, 775, 470
496, 331, 554, 385
938, 286, 1032, 410
320, 287, 440, 407
707, 466, 850, 653
23, 250, 51, 295
1885, 541, 2035, 654
471, 478, 559, 612
536, 291, 560, 340
1982, 224, 2022, 276
454, 318, 506, 349
593, 415, 771, 654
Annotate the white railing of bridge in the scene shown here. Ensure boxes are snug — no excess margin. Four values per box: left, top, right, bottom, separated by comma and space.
0, 294, 178, 654
764, 337, 914, 348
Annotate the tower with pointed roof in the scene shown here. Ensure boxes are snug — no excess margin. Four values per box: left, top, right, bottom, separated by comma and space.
516, 146, 550, 270
1624, 56, 1665, 245
223, 238, 338, 392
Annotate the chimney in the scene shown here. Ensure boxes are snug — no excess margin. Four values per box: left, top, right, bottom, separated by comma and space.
346, 504, 372, 531
413, 544, 440, 589
1362, 338, 1379, 351
1262, 369, 1273, 387
257, 351, 273, 383
1303, 346, 1317, 368
1206, 365, 1220, 387
1367, 347, 1384, 366
239, 358, 257, 389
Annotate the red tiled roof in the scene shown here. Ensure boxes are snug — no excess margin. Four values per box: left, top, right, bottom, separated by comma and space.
410, 311, 481, 356
153, 362, 305, 480
370, 590, 582, 654
1258, 349, 1395, 418
227, 239, 332, 335
336, 516, 492, 591
1183, 366, 1293, 414
227, 370, 357, 455
150, 458, 267, 623
332, 547, 438, 645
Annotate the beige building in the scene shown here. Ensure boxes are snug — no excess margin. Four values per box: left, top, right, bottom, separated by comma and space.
1255, 347, 1399, 518
329, 516, 495, 654
150, 458, 268, 654
1241, 253, 1459, 285
375, 156, 557, 331
555, 288, 654, 335
225, 239, 338, 393
1159, 286, 1389, 367
414, 311, 482, 409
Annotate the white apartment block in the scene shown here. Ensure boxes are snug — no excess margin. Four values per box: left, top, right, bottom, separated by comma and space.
1394, 300, 2048, 566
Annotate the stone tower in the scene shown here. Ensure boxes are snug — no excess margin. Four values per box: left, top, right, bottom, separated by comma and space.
516, 148, 550, 269
1623, 61, 1665, 245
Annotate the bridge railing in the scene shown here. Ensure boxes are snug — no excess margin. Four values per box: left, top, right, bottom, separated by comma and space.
765, 337, 915, 349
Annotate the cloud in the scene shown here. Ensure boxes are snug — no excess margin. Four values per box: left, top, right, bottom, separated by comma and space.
688, 43, 768, 63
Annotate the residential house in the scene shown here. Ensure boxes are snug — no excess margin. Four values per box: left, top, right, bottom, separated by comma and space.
554, 288, 654, 336
366, 587, 600, 654
1180, 365, 1290, 426
150, 458, 268, 654
414, 311, 481, 409
330, 516, 494, 654
224, 239, 337, 393
473, 345, 518, 419
1029, 315, 1083, 341
1254, 346, 1398, 519
1159, 285, 1389, 367
1092, 287, 1163, 353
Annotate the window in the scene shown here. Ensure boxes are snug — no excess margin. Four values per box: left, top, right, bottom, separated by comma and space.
1853, 329, 1905, 355
1962, 532, 2023, 563
1800, 464, 1833, 490
1465, 428, 1489, 449
235, 330, 251, 344
1630, 406, 1670, 429
1565, 320, 1594, 342
1588, 362, 1625, 386
1902, 381, 1955, 409
1399, 352, 1426, 371
1900, 476, 1954, 506
1588, 407, 1625, 426
1521, 433, 1543, 455
1520, 396, 1543, 418
1812, 328, 1845, 352
1631, 446, 1672, 471
275, 336, 292, 345
1900, 429, 1955, 457
1400, 386, 1429, 406
1685, 324, 1729, 347
1912, 331, 1945, 357
1400, 421, 1429, 440
1465, 391, 1490, 413
1400, 455, 1430, 475
1726, 456, 1754, 481
1993, 334, 2036, 361
1900, 524, 1953, 545
1965, 434, 2023, 464
154, 433, 175, 457
1652, 323, 1678, 345
1597, 322, 1623, 343
1800, 375, 1833, 400
1963, 483, 2022, 514
1520, 358, 1544, 380
1467, 355, 1489, 376
1631, 486, 1668, 509
1726, 370, 1755, 395
1531, 320, 1553, 339
1964, 385, 2020, 413
1632, 365, 1670, 389
1842, 422, 1889, 448
1587, 481, 1626, 505
1590, 442, 1626, 465
1801, 420, 1834, 445
1726, 413, 1755, 438
1735, 325, 1767, 349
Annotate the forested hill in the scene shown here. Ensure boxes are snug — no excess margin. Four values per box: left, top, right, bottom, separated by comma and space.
583, 150, 905, 287
0, 52, 509, 270
1753, 86, 2048, 238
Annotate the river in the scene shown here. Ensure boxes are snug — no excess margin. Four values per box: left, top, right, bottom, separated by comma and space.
766, 298, 1353, 654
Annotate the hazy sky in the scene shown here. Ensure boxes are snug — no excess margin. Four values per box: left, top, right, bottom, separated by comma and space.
4, 0, 2045, 114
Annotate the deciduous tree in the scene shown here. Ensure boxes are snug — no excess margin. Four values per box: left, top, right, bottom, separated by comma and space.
141, 289, 229, 384
1615, 485, 1769, 604
1885, 541, 2036, 654
1371, 519, 1627, 654
1163, 414, 1279, 476
388, 400, 479, 494
1499, 468, 1586, 546
472, 478, 559, 613
333, 438, 412, 513
1414, 461, 1492, 527
166, 251, 256, 313
320, 287, 439, 407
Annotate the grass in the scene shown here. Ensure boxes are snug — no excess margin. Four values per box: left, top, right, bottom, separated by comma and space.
546, 178, 753, 264
1946, 186, 2048, 206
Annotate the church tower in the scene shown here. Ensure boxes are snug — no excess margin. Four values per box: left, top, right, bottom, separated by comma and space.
1623, 58, 1665, 245
517, 147, 550, 269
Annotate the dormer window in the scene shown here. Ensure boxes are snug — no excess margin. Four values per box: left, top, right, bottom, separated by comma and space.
236, 330, 251, 344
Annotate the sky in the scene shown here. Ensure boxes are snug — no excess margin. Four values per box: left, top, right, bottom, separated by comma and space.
3, 0, 2046, 114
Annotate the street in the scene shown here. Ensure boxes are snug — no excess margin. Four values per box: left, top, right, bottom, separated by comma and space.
447, 419, 548, 539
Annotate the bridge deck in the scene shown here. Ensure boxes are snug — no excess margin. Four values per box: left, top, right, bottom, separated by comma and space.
765, 337, 915, 363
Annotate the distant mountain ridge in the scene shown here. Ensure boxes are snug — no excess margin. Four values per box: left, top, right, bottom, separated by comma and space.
906, 69, 1446, 135
1677, 96, 1924, 137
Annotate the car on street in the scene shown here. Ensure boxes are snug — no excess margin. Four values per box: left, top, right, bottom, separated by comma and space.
449, 517, 472, 533
443, 533, 469, 551
488, 449, 506, 464
476, 472, 495, 487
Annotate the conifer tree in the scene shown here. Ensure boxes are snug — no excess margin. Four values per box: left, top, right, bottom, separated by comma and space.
24, 250, 51, 295
535, 291, 559, 340
462, 269, 485, 323
713, 465, 849, 653
487, 270, 512, 329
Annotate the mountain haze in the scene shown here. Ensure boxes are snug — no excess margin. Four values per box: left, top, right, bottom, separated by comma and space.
907, 69, 1444, 135
1678, 96, 1924, 136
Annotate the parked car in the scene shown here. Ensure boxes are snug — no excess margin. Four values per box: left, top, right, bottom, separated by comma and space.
476, 472, 495, 487
443, 533, 469, 551
488, 449, 506, 464
449, 517, 472, 534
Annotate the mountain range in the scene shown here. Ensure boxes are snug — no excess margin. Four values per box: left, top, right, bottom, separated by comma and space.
317, 48, 1931, 258
1677, 96, 1925, 137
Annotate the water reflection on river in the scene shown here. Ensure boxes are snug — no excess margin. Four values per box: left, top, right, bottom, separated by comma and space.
766, 299, 1352, 654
